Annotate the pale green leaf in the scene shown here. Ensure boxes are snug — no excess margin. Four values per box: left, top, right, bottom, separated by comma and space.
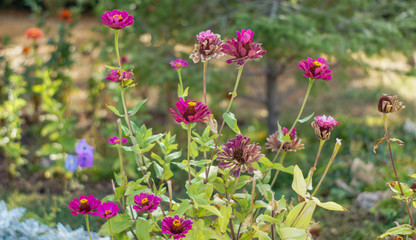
135, 218, 151, 240
312, 197, 348, 212
107, 105, 123, 117
284, 201, 316, 230
378, 224, 413, 238
291, 165, 306, 198
223, 112, 241, 134
298, 112, 314, 123
128, 98, 147, 116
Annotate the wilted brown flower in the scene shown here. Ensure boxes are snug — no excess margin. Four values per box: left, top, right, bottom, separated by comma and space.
189, 30, 223, 63
266, 127, 304, 152
377, 94, 405, 113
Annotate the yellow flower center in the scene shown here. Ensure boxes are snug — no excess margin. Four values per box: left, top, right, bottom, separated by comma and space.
80, 199, 88, 204
188, 102, 197, 107
112, 14, 123, 20
142, 198, 149, 205
173, 219, 181, 227
175, 62, 182, 68
114, 138, 120, 144
105, 210, 112, 215
313, 61, 321, 67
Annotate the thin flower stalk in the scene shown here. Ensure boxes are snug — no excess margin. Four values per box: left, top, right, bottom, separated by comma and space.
117, 119, 127, 186
187, 124, 192, 185
85, 215, 92, 240
289, 78, 314, 133
150, 213, 169, 239
226, 175, 241, 206
305, 139, 326, 191
108, 218, 114, 240
177, 69, 185, 99
270, 151, 286, 189
203, 61, 208, 105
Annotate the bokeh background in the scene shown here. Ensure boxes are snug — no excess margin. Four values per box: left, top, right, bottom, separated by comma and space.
1, 0, 416, 239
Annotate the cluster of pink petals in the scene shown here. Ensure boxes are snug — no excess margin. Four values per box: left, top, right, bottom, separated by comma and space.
69, 195, 101, 216
297, 57, 332, 81
221, 29, 266, 65
312, 115, 340, 140
170, 98, 211, 124
101, 9, 134, 29
105, 69, 133, 82
189, 30, 224, 63
133, 192, 161, 213
97, 202, 119, 219
108, 136, 128, 145
196, 30, 217, 42
266, 127, 304, 152
161, 215, 193, 239
170, 59, 188, 70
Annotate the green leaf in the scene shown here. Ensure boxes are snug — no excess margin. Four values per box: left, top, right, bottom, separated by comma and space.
378, 224, 414, 238
135, 218, 151, 240
257, 184, 273, 202
107, 105, 123, 117
291, 165, 306, 198
105, 65, 119, 70
128, 98, 147, 116
253, 225, 271, 240
218, 205, 232, 233
175, 199, 193, 216
99, 214, 133, 235
284, 201, 316, 230
277, 227, 307, 240
298, 112, 314, 123
312, 197, 348, 211
199, 204, 222, 217
223, 112, 241, 134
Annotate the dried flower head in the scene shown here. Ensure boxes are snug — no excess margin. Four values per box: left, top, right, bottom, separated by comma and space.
108, 136, 128, 145
133, 193, 161, 213
59, 9, 72, 23
25, 28, 44, 40
189, 30, 224, 63
97, 202, 119, 219
311, 115, 340, 140
377, 94, 405, 114
266, 127, 304, 152
105, 69, 133, 82
298, 57, 332, 81
69, 195, 101, 216
170, 98, 211, 124
221, 29, 266, 65
161, 215, 193, 239
65, 154, 78, 172
217, 134, 264, 177
101, 9, 134, 29
170, 59, 188, 70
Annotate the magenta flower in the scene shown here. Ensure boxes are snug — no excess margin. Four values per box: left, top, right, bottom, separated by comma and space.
266, 127, 304, 152
77, 152, 94, 168
221, 29, 266, 65
101, 9, 134, 29
297, 57, 333, 81
170, 59, 188, 70
69, 195, 101, 216
133, 193, 161, 213
161, 215, 193, 239
189, 30, 224, 63
170, 98, 211, 124
97, 202, 119, 219
311, 115, 340, 140
108, 136, 128, 145
217, 134, 264, 177
105, 69, 133, 82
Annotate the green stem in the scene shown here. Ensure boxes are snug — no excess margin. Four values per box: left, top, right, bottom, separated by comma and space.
204, 65, 245, 184
270, 151, 287, 189
117, 119, 127, 186
150, 213, 169, 238
187, 123, 192, 185
114, 30, 121, 68
289, 78, 315, 133
203, 61, 208, 105
85, 215, 92, 240
108, 218, 115, 240
177, 69, 184, 99
227, 175, 241, 205
305, 139, 325, 192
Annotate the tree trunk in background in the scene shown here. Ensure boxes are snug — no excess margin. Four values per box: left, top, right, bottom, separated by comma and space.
265, 59, 280, 135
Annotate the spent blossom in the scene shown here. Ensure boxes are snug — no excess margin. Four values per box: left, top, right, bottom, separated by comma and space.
170, 98, 211, 124
221, 29, 266, 65
69, 195, 101, 216
297, 57, 332, 81
133, 193, 161, 213
169, 59, 188, 70
101, 9, 134, 29
108, 136, 128, 145
189, 30, 224, 63
266, 127, 304, 152
377, 94, 405, 114
161, 215, 193, 239
105, 69, 133, 82
217, 134, 264, 177
25, 28, 44, 40
97, 202, 119, 219
311, 115, 340, 140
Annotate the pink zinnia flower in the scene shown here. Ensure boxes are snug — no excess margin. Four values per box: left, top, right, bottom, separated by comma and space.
266, 127, 304, 152
25, 28, 44, 40
97, 202, 119, 219
170, 59, 188, 70
217, 134, 264, 177
161, 215, 193, 239
297, 57, 333, 81
133, 193, 161, 213
311, 115, 340, 140
108, 136, 128, 145
221, 29, 266, 65
170, 98, 211, 124
101, 9, 134, 29
69, 195, 101, 216
105, 69, 133, 82
189, 30, 224, 63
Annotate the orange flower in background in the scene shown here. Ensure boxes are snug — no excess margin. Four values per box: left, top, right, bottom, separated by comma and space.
22, 46, 30, 54
25, 28, 44, 40
59, 9, 72, 23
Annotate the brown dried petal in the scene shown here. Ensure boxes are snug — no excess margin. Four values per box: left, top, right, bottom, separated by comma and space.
373, 137, 386, 153
389, 138, 405, 147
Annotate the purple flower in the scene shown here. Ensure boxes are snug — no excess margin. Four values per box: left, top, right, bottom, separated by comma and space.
189, 30, 224, 63
170, 59, 188, 70
101, 9, 134, 29
297, 57, 333, 81
217, 134, 264, 177
105, 69, 133, 82
133, 193, 161, 213
97, 202, 119, 219
266, 127, 304, 152
75, 139, 94, 156
161, 215, 193, 239
69, 195, 101, 216
78, 152, 93, 168
108, 136, 128, 145
170, 98, 211, 124
311, 115, 340, 140
221, 29, 266, 65
65, 154, 79, 172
